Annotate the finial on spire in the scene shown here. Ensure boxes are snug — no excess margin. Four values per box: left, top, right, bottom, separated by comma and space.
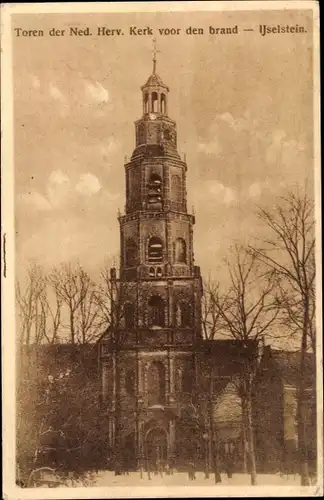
152, 37, 160, 74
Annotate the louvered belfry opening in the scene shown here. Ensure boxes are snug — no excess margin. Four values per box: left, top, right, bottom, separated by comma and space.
148, 237, 163, 263
147, 174, 162, 205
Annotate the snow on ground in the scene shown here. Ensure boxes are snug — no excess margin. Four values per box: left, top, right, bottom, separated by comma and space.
91, 470, 304, 487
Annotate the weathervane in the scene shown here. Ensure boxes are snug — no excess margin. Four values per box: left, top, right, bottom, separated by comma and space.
152, 37, 160, 74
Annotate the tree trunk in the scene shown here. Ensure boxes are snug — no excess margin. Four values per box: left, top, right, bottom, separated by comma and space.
241, 399, 248, 473
70, 309, 75, 344
246, 386, 257, 485
114, 349, 122, 475
209, 371, 221, 483
296, 303, 310, 486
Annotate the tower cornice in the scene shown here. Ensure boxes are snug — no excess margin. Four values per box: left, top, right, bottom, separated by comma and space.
125, 154, 187, 170
118, 211, 195, 225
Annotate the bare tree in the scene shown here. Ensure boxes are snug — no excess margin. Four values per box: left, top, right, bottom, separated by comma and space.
49, 263, 106, 344
16, 262, 47, 346
76, 270, 103, 344
201, 279, 225, 340
252, 189, 315, 485
94, 263, 138, 339
49, 263, 92, 344
94, 265, 118, 330
211, 245, 279, 485
39, 285, 62, 344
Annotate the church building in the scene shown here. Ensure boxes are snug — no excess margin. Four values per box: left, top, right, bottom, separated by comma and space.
98, 52, 316, 475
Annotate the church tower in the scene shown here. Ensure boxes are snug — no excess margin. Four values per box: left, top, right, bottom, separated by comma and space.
100, 44, 203, 471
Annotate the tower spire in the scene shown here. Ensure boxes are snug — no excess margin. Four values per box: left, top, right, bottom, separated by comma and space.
152, 37, 160, 74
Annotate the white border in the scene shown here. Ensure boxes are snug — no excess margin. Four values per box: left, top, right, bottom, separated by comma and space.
1, 2, 322, 499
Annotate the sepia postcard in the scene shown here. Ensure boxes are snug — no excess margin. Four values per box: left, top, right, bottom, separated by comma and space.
1, 1, 322, 499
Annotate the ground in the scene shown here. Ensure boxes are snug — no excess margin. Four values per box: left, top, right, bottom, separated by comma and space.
69, 470, 314, 487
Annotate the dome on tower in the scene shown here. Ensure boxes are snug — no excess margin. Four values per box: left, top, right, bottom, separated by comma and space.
141, 39, 169, 92
141, 72, 169, 91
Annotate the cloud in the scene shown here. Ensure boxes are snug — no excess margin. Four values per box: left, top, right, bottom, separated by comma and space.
30, 75, 40, 90
100, 137, 119, 155
49, 83, 66, 103
84, 81, 109, 104
196, 120, 222, 156
219, 112, 240, 130
47, 169, 71, 208
265, 130, 306, 168
218, 111, 256, 132
197, 138, 222, 156
48, 83, 69, 116
196, 111, 257, 157
76, 173, 102, 196
206, 181, 237, 205
248, 182, 262, 199
19, 170, 106, 212
49, 169, 70, 185
19, 192, 52, 211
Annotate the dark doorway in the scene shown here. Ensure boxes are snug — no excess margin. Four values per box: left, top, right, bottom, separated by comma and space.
123, 432, 136, 471
146, 428, 168, 472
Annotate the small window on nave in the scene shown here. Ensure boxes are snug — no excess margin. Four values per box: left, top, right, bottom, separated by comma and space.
148, 237, 163, 263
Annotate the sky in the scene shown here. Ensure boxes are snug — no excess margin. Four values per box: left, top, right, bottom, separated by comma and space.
12, 9, 314, 284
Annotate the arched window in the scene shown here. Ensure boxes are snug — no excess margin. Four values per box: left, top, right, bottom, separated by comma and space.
171, 175, 181, 201
175, 301, 191, 327
156, 266, 163, 278
149, 267, 155, 278
152, 92, 158, 113
175, 238, 187, 263
161, 94, 166, 114
148, 237, 163, 263
124, 302, 135, 329
147, 361, 166, 406
125, 369, 136, 396
147, 174, 162, 205
148, 295, 165, 327
144, 93, 149, 113
125, 239, 137, 267
137, 123, 145, 144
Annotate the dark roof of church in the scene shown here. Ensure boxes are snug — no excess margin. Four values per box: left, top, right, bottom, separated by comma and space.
260, 346, 315, 388
19, 344, 99, 381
